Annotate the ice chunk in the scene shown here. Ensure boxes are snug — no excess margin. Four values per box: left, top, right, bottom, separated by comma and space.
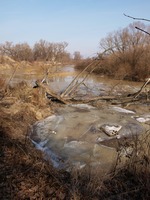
100, 124, 122, 137
134, 115, 150, 123
111, 106, 135, 114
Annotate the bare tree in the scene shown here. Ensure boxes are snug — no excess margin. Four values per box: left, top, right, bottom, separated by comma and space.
0, 42, 14, 57
99, 22, 150, 80
33, 40, 69, 62
0, 42, 33, 61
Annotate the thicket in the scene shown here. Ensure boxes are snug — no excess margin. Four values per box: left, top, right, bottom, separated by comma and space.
0, 39, 71, 63
76, 22, 150, 81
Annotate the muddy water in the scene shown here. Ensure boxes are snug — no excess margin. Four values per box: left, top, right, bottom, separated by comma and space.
47, 66, 142, 97
1, 65, 149, 172
2, 65, 142, 96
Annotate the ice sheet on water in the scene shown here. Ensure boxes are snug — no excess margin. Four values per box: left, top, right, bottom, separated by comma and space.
31, 139, 64, 168
133, 114, 150, 123
100, 124, 122, 137
30, 104, 145, 171
71, 104, 95, 109
64, 140, 85, 148
110, 106, 135, 114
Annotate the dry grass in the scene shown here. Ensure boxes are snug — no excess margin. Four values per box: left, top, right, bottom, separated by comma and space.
0, 79, 150, 199
67, 131, 150, 199
105, 131, 150, 199
0, 128, 70, 199
0, 80, 70, 199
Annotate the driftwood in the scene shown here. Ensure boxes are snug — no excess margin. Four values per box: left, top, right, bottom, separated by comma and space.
69, 94, 140, 104
35, 79, 150, 105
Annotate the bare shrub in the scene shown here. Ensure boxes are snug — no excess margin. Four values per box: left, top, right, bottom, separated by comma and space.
0, 42, 33, 62
99, 22, 150, 81
0, 40, 71, 63
75, 58, 92, 70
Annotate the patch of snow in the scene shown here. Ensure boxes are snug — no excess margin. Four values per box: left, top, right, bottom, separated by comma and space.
71, 161, 86, 169
133, 115, 150, 123
71, 104, 95, 109
64, 140, 85, 148
111, 106, 135, 114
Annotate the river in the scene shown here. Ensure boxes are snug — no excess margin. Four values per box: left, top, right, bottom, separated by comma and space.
1, 64, 150, 173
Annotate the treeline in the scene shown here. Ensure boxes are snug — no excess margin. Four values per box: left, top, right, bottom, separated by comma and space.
76, 22, 150, 81
0, 40, 71, 63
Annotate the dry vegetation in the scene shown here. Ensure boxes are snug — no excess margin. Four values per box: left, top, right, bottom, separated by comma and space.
0, 40, 72, 64
0, 74, 150, 199
76, 22, 150, 81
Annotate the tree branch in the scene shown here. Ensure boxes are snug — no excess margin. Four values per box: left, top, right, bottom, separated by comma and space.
124, 13, 150, 22
124, 13, 150, 36
135, 26, 150, 36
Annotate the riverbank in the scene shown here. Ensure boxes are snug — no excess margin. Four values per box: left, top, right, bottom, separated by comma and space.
0, 57, 150, 199
0, 77, 150, 199
75, 59, 150, 82
0, 82, 70, 199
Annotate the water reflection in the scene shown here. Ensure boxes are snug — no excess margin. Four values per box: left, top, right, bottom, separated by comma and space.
1, 65, 142, 97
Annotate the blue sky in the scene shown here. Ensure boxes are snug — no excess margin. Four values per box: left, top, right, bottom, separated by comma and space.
0, 0, 150, 57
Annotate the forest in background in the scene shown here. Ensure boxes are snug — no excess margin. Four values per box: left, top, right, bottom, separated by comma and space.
0, 22, 150, 81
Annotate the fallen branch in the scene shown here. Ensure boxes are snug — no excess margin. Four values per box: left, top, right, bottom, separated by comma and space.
35, 79, 149, 106
134, 78, 150, 98
36, 81, 68, 104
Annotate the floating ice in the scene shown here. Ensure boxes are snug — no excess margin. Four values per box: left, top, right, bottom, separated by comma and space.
71, 104, 95, 109
30, 104, 144, 171
100, 124, 122, 137
64, 140, 85, 148
133, 115, 150, 123
110, 106, 135, 114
